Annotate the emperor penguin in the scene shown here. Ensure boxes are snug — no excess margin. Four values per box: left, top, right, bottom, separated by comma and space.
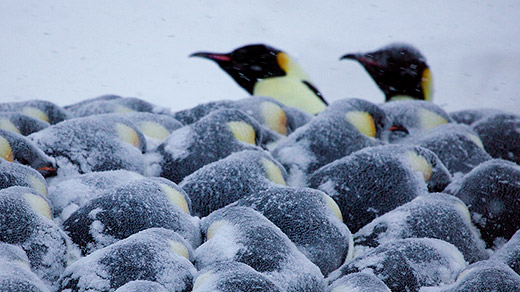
191, 44, 328, 114
341, 43, 433, 102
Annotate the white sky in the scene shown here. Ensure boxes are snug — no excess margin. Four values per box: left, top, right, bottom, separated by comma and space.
1, 1, 520, 114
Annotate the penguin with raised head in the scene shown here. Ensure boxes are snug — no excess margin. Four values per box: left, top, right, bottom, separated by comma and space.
0, 100, 69, 124
341, 43, 433, 102
58, 228, 196, 292
0, 112, 49, 136
327, 238, 466, 292
191, 44, 328, 115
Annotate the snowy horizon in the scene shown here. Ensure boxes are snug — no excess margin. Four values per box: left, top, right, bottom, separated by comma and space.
2, 1, 520, 113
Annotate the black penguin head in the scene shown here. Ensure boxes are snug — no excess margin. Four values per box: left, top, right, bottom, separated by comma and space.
191, 44, 287, 94
341, 43, 432, 102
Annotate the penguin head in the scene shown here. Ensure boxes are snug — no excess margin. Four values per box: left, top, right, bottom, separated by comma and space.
191, 44, 287, 94
341, 43, 432, 102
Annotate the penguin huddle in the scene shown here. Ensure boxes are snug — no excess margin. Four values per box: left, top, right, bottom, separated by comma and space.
1, 43, 520, 292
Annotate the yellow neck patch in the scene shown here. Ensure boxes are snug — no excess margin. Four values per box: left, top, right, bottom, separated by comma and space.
345, 111, 376, 138
262, 158, 286, 185
419, 109, 448, 132
22, 107, 49, 123
115, 123, 141, 149
0, 136, 14, 162
115, 105, 135, 113
168, 240, 189, 260
139, 121, 171, 141
406, 151, 433, 181
23, 192, 52, 219
206, 220, 229, 240
29, 175, 48, 196
322, 194, 343, 222
227, 121, 256, 145
260, 102, 287, 135
421, 68, 433, 101
159, 183, 190, 214
0, 119, 21, 134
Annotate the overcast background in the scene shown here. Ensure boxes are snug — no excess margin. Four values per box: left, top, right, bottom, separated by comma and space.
1, 1, 519, 114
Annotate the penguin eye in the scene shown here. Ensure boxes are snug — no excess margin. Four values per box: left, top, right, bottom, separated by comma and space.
250, 65, 263, 72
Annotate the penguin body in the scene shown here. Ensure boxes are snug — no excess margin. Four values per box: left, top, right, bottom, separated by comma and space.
424, 260, 520, 292
472, 113, 520, 164
0, 186, 70, 289
341, 43, 432, 101
233, 186, 352, 276
327, 238, 466, 292
65, 95, 168, 117
58, 228, 196, 292
328, 272, 390, 292
308, 144, 451, 232
449, 108, 506, 125
0, 129, 56, 177
0, 160, 48, 196
173, 96, 312, 135
191, 44, 327, 114
445, 159, 520, 248
29, 114, 147, 176
380, 100, 453, 143
491, 229, 520, 275
0, 261, 50, 292
354, 193, 487, 263
196, 206, 326, 292
179, 150, 287, 218
414, 123, 491, 175
192, 262, 286, 292
156, 108, 264, 183
0, 112, 49, 136
272, 98, 387, 186
62, 178, 199, 255
0, 100, 69, 124
114, 281, 168, 292
47, 169, 144, 222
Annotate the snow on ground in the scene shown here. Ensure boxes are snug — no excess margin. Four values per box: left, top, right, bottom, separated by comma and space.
1, 1, 520, 113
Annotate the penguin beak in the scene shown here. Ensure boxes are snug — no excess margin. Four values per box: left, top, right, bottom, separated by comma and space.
190, 52, 232, 62
340, 53, 380, 67
38, 166, 57, 178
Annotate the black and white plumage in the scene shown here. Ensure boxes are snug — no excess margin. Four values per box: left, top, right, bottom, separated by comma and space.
63, 178, 199, 255
0, 129, 56, 177
156, 108, 265, 183
0, 186, 71, 289
308, 144, 451, 232
29, 114, 147, 176
233, 186, 352, 276
354, 193, 487, 263
445, 159, 520, 248
272, 98, 387, 185
0, 100, 69, 124
472, 113, 520, 165
58, 228, 196, 292
413, 123, 491, 176
179, 150, 286, 217
0, 112, 49, 136
192, 262, 286, 292
381, 100, 452, 143
195, 206, 326, 292
327, 238, 466, 292
423, 260, 520, 292
327, 272, 390, 292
